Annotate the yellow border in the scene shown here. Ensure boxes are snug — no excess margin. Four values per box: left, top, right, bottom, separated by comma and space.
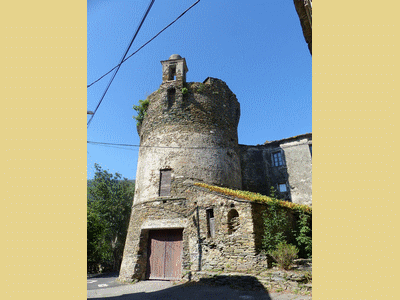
2, 1, 399, 299
2, 1, 86, 299
314, 1, 399, 298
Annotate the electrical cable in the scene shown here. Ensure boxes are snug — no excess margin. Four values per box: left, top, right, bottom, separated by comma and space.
87, 0, 155, 129
87, 140, 238, 150
89, 143, 140, 152
87, 0, 201, 89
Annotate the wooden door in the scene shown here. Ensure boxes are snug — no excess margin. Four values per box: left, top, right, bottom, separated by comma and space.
146, 229, 183, 280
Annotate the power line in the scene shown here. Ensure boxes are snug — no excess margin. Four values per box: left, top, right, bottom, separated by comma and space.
88, 143, 139, 152
87, 0, 201, 89
87, 140, 237, 150
87, 0, 156, 129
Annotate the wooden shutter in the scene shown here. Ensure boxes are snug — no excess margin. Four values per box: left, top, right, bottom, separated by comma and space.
209, 218, 215, 238
159, 169, 171, 197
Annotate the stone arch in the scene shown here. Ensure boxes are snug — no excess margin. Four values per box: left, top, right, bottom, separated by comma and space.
227, 209, 239, 235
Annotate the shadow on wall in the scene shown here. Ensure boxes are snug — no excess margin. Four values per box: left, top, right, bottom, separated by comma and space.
239, 145, 292, 201
90, 275, 273, 300
251, 201, 297, 255
268, 147, 292, 202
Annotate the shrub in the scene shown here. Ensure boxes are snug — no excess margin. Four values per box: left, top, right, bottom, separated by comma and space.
181, 87, 189, 95
262, 200, 290, 254
294, 212, 312, 258
132, 99, 149, 125
270, 242, 299, 270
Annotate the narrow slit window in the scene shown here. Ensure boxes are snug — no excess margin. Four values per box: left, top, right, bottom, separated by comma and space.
309, 144, 312, 157
159, 169, 172, 197
167, 88, 175, 108
206, 208, 215, 238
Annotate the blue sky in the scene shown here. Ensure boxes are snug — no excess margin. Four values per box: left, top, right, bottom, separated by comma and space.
87, 0, 311, 179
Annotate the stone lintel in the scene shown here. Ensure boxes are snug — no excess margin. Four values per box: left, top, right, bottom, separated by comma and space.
141, 218, 187, 230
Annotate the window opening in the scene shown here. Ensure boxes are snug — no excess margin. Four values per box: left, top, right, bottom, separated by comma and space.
227, 209, 239, 235
309, 144, 312, 157
206, 208, 215, 238
159, 169, 172, 197
272, 151, 285, 167
168, 65, 177, 81
278, 183, 287, 193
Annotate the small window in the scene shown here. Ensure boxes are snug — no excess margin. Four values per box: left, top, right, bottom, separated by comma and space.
227, 209, 239, 235
309, 144, 312, 157
206, 208, 215, 238
168, 65, 176, 80
159, 169, 172, 197
272, 151, 285, 167
278, 183, 287, 193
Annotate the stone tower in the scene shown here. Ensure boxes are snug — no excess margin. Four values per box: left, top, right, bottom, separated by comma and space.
133, 54, 242, 204
119, 55, 312, 282
119, 55, 243, 281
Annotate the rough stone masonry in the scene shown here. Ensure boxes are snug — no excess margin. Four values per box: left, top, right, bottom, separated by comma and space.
119, 55, 312, 282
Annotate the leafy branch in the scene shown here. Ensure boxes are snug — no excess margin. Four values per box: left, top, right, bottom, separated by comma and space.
132, 99, 150, 125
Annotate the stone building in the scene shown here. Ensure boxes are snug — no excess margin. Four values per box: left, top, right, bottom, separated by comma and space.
293, 0, 312, 54
240, 133, 312, 206
119, 55, 311, 282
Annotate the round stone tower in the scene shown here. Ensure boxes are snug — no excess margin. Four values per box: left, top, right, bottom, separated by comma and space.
133, 55, 242, 204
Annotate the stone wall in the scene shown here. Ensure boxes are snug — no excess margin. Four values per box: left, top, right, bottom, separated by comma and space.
279, 137, 312, 206
119, 197, 192, 281
238, 145, 270, 196
119, 182, 272, 282
120, 56, 312, 284
239, 133, 312, 206
183, 184, 260, 272
133, 78, 242, 205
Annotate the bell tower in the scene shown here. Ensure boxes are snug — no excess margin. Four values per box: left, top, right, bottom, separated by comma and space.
160, 54, 188, 86
119, 55, 242, 282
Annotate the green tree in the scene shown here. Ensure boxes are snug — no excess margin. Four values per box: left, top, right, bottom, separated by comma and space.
264, 186, 312, 259
262, 200, 291, 254
293, 212, 312, 258
87, 164, 134, 273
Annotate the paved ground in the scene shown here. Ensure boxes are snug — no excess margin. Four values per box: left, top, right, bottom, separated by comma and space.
87, 272, 125, 290
87, 274, 311, 300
